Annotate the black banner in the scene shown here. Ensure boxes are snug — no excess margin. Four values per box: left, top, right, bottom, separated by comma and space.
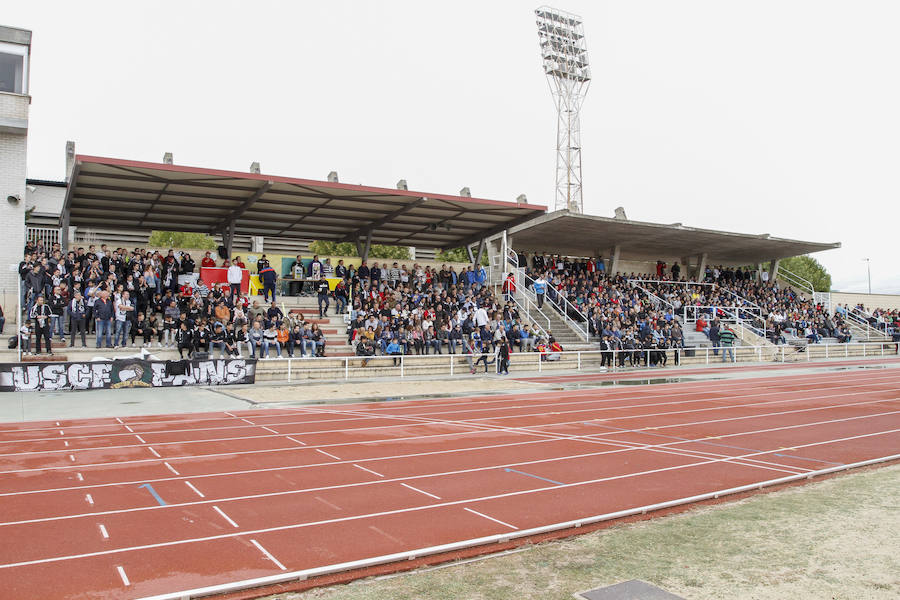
0, 359, 256, 392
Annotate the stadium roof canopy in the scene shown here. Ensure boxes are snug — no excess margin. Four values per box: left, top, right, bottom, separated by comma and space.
61, 156, 546, 255
507, 210, 840, 265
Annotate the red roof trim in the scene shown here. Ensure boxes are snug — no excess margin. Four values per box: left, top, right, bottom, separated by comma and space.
74, 155, 547, 213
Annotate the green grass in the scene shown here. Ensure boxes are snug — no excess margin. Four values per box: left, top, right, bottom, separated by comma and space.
277, 463, 900, 600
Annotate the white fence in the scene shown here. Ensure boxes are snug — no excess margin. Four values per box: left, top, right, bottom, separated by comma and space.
242, 341, 900, 383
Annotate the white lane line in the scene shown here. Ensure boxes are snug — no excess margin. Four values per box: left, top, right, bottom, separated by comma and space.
116, 565, 130, 586
75, 472, 83, 482
85, 494, 94, 506
401, 482, 441, 500
224, 412, 236, 417
241, 418, 255, 426
6, 371, 894, 462
184, 481, 205, 498
4, 371, 896, 460
464, 507, 519, 530
316, 449, 340, 461
353, 464, 384, 478
212, 505, 239, 528
58, 430, 64, 436
262, 426, 279, 434
286, 437, 306, 446
250, 539, 286, 571
63, 441, 68, 447
2, 363, 895, 439
55, 421, 60, 426
3, 408, 895, 513
134, 435, 146, 444
68, 454, 75, 462
98, 524, 109, 539
124, 425, 134, 433
0, 433, 895, 568
4, 368, 882, 446
147, 447, 161, 458
115, 418, 123, 424
163, 462, 180, 475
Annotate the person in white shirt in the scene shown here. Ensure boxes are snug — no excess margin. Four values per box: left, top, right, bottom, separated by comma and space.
226, 260, 243, 297
114, 291, 134, 348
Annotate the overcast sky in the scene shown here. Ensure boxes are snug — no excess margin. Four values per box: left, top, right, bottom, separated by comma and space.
8, 1, 899, 292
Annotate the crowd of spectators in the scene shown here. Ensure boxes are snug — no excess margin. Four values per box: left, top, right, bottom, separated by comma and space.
11, 239, 898, 361
14, 240, 321, 358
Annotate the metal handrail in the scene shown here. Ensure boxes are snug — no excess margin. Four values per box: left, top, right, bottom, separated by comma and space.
517, 268, 590, 341
626, 281, 677, 313
776, 267, 815, 297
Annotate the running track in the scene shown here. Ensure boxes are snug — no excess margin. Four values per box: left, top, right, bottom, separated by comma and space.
0, 359, 898, 599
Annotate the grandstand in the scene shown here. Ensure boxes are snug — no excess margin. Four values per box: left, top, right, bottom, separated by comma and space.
1, 17, 899, 600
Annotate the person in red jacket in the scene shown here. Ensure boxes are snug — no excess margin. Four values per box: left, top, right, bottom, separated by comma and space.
201, 251, 216, 268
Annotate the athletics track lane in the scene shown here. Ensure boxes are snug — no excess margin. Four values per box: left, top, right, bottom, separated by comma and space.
0, 360, 897, 599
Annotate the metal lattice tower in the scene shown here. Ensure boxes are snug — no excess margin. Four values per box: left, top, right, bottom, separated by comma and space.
535, 6, 591, 213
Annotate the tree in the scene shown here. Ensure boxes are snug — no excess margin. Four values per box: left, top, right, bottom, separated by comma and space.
307, 241, 410, 260
780, 255, 832, 292
148, 231, 216, 250
436, 247, 488, 265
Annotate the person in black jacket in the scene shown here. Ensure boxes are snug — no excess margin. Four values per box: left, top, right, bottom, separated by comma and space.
316, 279, 330, 317
180, 253, 196, 275
29, 295, 53, 355
68, 292, 87, 347
176, 323, 193, 358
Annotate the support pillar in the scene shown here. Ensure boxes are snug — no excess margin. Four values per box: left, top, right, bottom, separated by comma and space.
222, 220, 236, 259
473, 238, 486, 269
609, 245, 621, 275
361, 233, 372, 263
757, 262, 765, 281
466, 245, 475, 263
696, 252, 708, 281
770, 259, 780, 281
59, 208, 71, 251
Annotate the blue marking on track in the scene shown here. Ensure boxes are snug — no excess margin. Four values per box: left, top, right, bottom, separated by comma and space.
139, 483, 167, 506
504, 468, 564, 486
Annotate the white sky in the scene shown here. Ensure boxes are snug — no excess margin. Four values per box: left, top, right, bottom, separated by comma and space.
7, 1, 899, 292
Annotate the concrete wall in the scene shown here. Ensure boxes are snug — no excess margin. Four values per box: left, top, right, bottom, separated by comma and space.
831, 292, 900, 312
0, 92, 28, 325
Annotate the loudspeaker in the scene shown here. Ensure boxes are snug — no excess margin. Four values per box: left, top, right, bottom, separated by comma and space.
217, 245, 229, 259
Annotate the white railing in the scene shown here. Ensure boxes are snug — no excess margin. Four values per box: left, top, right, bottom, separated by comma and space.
777, 267, 815, 297
26, 226, 61, 249
507, 248, 590, 342
248, 340, 900, 382
627, 280, 677, 312
516, 268, 590, 342
846, 308, 889, 341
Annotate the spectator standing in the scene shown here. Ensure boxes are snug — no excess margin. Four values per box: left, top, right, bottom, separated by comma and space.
68, 292, 87, 347
226, 260, 243, 297
94, 291, 115, 349
29, 296, 53, 355
719, 325, 736, 362
533, 275, 547, 308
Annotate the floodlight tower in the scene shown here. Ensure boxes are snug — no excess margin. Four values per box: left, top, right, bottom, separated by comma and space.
535, 6, 591, 213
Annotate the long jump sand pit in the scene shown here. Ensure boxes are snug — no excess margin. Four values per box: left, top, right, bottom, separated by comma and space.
233, 377, 539, 404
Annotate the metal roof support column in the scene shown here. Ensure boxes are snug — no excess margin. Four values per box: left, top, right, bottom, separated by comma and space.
770, 259, 780, 281
59, 207, 71, 250
680, 256, 690, 281
609, 245, 621, 275
696, 252, 708, 282
466, 245, 475, 263
757, 262, 765, 281
222, 220, 236, 259
473, 238, 485, 269
361, 232, 372, 263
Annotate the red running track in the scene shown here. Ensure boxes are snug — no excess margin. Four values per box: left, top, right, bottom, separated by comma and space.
0, 360, 898, 599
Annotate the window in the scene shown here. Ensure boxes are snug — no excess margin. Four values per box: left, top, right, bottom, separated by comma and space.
0, 42, 28, 95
